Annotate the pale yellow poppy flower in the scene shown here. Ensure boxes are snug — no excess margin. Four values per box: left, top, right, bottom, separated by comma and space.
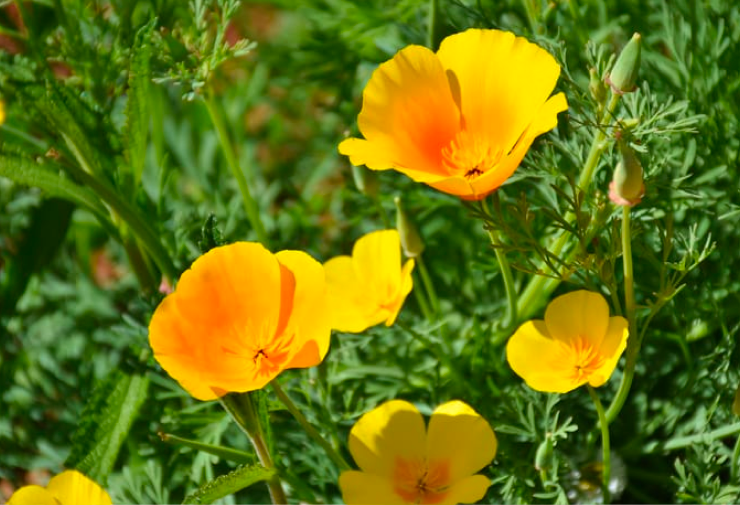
339, 28, 567, 200
324, 230, 414, 333
7, 470, 111, 505
340, 400, 497, 505
506, 290, 629, 393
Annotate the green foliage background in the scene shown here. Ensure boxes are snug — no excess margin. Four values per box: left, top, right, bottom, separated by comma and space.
1, 0, 739, 503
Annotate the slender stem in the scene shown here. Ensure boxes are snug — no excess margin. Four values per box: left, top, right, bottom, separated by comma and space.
587, 385, 611, 504
412, 273, 434, 322
487, 228, 518, 328
516, 93, 621, 318
427, 0, 442, 50
521, 0, 538, 33
622, 207, 636, 329
731, 432, 740, 482
271, 381, 351, 471
219, 393, 287, 504
204, 92, 268, 246
416, 255, 440, 316
158, 432, 255, 464
604, 206, 639, 424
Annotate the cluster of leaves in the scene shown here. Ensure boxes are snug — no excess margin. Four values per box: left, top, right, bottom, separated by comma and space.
1, 0, 740, 504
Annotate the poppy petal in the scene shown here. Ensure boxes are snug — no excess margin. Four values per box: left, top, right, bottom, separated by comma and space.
442, 474, 492, 505
588, 316, 629, 387
339, 471, 406, 505
324, 255, 377, 333
348, 400, 426, 478
437, 29, 562, 155
426, 401, 497, 483
7, 486, 58, 505
544, 290, 610, 347
506, 320, 582, 393
46, 471, 112, 505
275, 250, 332, 369
340, 45, 460, 176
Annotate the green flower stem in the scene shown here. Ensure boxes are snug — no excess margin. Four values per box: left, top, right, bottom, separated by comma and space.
604, 205, 638, 424
516, 92, 621, 318
416, 255, 440, 316
204, 92, 268, 246
480, 197, 517, 328
427, 0, 442, 50
731, 432, 740, 482
271, 381, 351, 471
158, 432, 255, 464
412, 274, 434, 322
219, 393, 287, 504
587, 385, 611, 504
487, 228, 518, 329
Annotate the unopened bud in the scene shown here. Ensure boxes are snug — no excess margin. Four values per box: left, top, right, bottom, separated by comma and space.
352, 165, 379, 197
733, 384, 740, 417
589, 68, 607, 105
609, 138, 645, 206
606, 33, 641, 94
535, 434, 555, 471
394, 195, 424, 258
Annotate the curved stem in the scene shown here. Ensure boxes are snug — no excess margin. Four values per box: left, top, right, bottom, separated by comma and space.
487, 228, 518, 328
587, 385, 611, 504
605, 205, 638, 424
271, 381, 351, 471
417, 255, 440, 316
204, 92, 268, 246
516, 93, 621, 318
219, 393, 287, 504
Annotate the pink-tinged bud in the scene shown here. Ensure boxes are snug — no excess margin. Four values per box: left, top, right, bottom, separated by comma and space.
609, 138, 645, 206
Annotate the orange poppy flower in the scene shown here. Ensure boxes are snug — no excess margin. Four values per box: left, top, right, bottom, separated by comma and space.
339, 28, 568, 200
148, 242, 331, 401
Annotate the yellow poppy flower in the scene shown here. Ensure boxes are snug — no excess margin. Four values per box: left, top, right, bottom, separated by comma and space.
7, 470, 111, 505
339, 28, 568, 201
340, 399, 497, 505
148, 242, 331, 401
324, 230, 414, 333
506, 290, 629, 393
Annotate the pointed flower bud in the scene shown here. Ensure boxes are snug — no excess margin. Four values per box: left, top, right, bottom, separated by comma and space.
394, 195, 425, 258
609, 137, 645, 206
352, 164, 379, 197
535, 433, 555, 471
606, 33, 641, 94
733, 384, 740, 417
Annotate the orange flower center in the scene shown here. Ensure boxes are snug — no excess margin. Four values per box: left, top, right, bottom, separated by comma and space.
441, 129, 503, 180
393, 457, 451, 504
567, 335, 606, 382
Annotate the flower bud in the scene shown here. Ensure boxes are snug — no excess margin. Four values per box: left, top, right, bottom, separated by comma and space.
394, 195, 425, 258
733, 384, 740, 417
352, 165, 379, 197
606, 33, 641, 94
589, 68, 607, 105
609, 138, 645, 206
535, 434, 554, 471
